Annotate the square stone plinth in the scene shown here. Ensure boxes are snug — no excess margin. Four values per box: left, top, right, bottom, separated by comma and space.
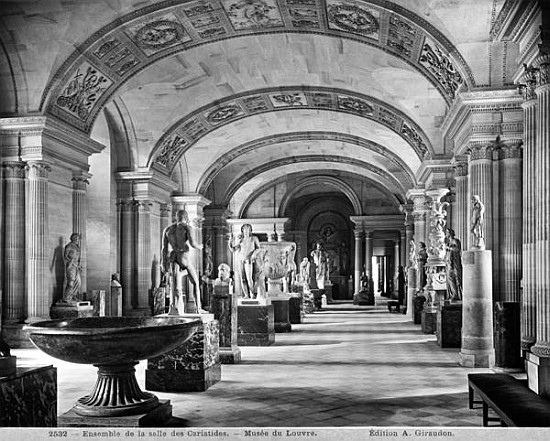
237, 304, 275, 346
0, 365, 57, 427
526, 352, 550, 397
146, 314, 221, 392
421, 309, 437, 334
59, 400, 172, 427
288, 293, 303, 324
211, 288, 241, 364
436, 303, 462, 348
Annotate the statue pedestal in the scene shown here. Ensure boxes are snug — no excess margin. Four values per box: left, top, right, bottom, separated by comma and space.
146, 314, 221, 392
211, 284, 241, 364
413, 295, 426, 325
0, 365, 57, 427
59, 400, 172, 427
0, 356, 16, 376
50, 301, 94, 319
459, 249, 495, 368
436, 302, 462, 348
324, 283, 334, 303
271, 296, 292, 332
288, 293, 303, 324
494, 301, 522, 371
406, 267, 417, 320
237, 303, 275, 346
421, 308, 437, 334
526, 352, 550, 397
310, 289, 323, 310
353, 290, 374, 305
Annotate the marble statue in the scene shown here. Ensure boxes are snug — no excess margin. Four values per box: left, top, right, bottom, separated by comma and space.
409, 240, 418, 269
299, 257, 310, 286
445, 228, 463, 301
471, 195, 486, 249
111, 272, 121, 288
214, 263, 231, 286
310, 242, 328, 289
161, 209, 205, 314
62, 233, 82, 303
228, 224, 263, 299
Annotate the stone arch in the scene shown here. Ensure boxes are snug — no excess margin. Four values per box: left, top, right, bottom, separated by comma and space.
39, 0, 474, 134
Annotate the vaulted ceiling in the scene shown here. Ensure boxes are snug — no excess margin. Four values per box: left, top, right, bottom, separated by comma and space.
0, 0, 506, 216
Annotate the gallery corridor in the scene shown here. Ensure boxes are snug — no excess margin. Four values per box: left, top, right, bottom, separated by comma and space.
13, 300, 495, 427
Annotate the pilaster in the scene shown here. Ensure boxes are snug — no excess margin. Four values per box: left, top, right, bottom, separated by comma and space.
353, 230, 363, 295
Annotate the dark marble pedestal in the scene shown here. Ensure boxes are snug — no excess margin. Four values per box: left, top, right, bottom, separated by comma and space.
0, 356, 16, 376
211, 285, 241, 364
271, 297, 292, 332
353, 290, 375, 305
0, 365, 57, 427
413, 295, 426, 325
237, 303, 275, 346
310, 289, 323, 310
146, 314, 221, 392
436, 302, 462, 348
421, 309, 437, 334
324, 284, 334, 303
59, 400, 172, 427
494, 301, 522, 371
288, 293, 303, 324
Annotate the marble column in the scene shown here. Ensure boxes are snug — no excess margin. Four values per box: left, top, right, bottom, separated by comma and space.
134, 200, 152, 315
119, 200, 135, 313
467, 144, 493, 252
72, 174, 90, 294
353, 230, 362, 294
25, 161, 51, 322
364, 231, 373, 280
520, 75, 538, 353
498, 144, 523, 302
393, 240, 400, 296
529, 56, 550, 386
2, 162, 26, 323
453, 161, 469, 248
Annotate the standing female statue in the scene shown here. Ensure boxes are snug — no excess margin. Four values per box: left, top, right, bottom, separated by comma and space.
62, 233, 82, 303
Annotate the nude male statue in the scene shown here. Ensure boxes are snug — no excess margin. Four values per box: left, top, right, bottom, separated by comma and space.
228, 224, 263, 298
161, 209, 205, 314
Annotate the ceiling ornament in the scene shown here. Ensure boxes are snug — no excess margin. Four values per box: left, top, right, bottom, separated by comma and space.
43, 0, 473, 132
419, 39, 463, 99
150, 87, 433, 171
155, 135, 188, 168
222, 0, 284, 30
326, 0, 380, 39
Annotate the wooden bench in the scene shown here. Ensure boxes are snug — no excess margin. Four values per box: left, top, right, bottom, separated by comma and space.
468, 373, 550, 427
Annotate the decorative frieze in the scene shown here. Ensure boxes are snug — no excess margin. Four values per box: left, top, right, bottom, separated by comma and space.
419, 39, 463, 99
326, 0, 380, 40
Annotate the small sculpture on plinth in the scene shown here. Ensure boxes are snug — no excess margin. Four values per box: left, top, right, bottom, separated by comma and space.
214, 263, 231, 287
62, 233, 82, 304
445, 228, 463, 302
161, 209, 205, 314
471, 195, 486, 250
229, 224, 265, 299
299, 257, 310, 289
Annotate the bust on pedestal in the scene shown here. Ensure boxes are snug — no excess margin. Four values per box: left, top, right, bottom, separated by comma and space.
459, 195, 495, 367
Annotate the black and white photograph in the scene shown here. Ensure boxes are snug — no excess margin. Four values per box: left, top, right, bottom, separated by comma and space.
0, 0, 549, 440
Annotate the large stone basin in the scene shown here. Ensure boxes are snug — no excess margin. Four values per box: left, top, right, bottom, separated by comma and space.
24, 316, 201, 417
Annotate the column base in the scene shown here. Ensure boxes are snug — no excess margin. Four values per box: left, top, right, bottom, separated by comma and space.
59, 400, 172, 427
526, 352, 550, 398
219, 346, 242, 364
459, 349, 495, 368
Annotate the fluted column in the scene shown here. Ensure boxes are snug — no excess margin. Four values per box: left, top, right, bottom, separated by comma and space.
468, 144, 493, 252
393, 240, 400, 295
364, 231, 373, 279
72, 174, 90, 294
354, 230, 363, 294
134, 200, 152, 314
26, 161, 51, 322
2, 162, 26, 323
119, 200, 135, 313
519, 74, 538, 352
498, 144, 523, 302
531, 56, 550, 360
453, 161, 469, 247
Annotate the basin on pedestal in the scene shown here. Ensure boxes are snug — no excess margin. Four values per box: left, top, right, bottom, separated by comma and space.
24, 316, 200, 417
